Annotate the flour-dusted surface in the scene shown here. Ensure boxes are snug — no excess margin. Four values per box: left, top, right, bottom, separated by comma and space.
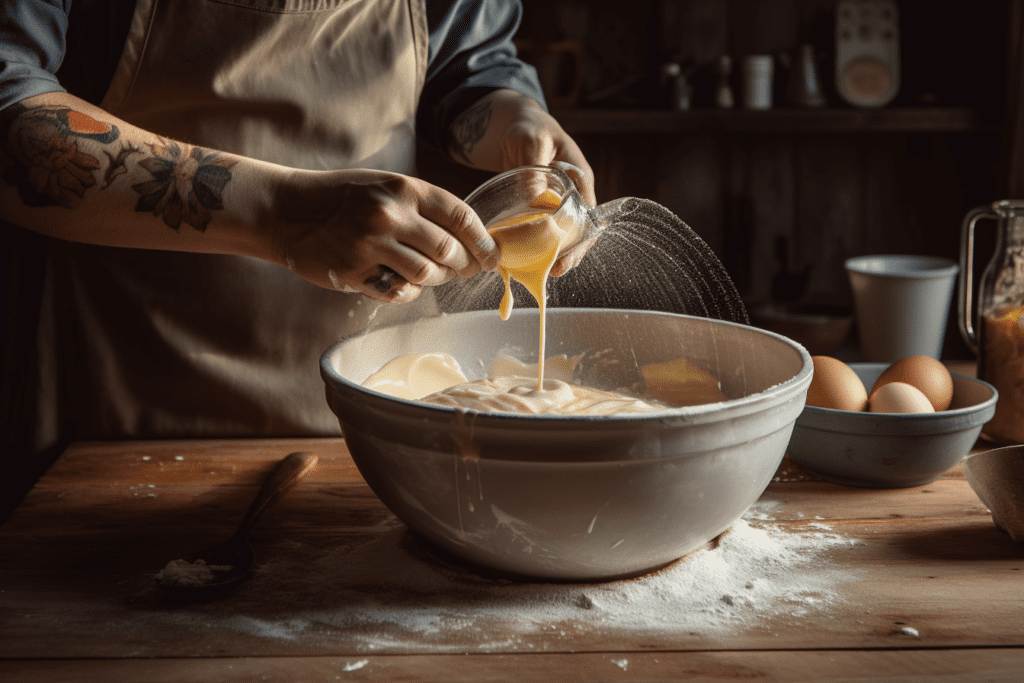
147, 502, 864, 654
155, 558, 234, 587
5, 440, 1021, 662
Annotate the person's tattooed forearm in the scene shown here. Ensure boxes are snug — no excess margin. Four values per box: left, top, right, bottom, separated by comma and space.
448, 99, 492, 163
2, 102, 235, 231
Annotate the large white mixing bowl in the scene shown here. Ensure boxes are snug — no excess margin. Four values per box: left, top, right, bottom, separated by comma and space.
321, 308, 812, 581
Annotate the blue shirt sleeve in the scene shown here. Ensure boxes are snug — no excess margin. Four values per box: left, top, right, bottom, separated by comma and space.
418, 0, 547, 153
0, 0, 70, 109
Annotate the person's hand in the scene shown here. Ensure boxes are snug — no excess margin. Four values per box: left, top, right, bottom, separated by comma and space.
268, 169, 499, 301
492, 98, 597, 277
496, 100, 596, 206
447, 89, 598, 278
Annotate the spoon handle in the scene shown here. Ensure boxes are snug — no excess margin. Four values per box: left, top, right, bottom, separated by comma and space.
235, 451, 318, 538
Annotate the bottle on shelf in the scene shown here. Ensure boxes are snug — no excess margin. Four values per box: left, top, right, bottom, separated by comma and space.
786, 44, 826, 108
715, 55, 735, 109
660, 60, 693, 111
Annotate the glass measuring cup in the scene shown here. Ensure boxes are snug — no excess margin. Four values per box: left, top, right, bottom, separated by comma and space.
464, 162, 628, 270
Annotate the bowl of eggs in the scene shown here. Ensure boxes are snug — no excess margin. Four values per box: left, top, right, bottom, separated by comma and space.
788, 355, 999, 488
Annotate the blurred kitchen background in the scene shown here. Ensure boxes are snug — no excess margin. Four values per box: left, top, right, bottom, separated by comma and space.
419, 0, 1024, 361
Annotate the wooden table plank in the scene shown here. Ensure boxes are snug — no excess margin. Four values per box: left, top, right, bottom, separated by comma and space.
1, 440, 995, 534
2, 439, 1021, 662
0, 466, 991, 537
3, 649, 1024, 683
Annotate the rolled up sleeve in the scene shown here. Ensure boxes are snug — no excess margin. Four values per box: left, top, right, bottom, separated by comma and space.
0, 0, 70, 110
418, 0, 546, 152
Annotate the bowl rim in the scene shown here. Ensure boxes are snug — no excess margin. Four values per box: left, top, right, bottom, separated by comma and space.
964, 443, 1024, 462
463, 164, 573, 216
320, 307, 814, 424
844, 254, 959, 279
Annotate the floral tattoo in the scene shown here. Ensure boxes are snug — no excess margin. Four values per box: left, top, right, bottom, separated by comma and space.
2, 103, 118, 208
2, 102, 234, 231
448, 99, 492, 163
132, 142, 235, 231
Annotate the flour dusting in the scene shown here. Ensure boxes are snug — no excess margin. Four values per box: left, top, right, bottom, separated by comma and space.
342, 660, 369, 671
155, 511, 864, 653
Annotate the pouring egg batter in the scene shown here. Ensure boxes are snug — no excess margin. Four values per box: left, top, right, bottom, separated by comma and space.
485, 188, 573, 387
361, 188, 728, 416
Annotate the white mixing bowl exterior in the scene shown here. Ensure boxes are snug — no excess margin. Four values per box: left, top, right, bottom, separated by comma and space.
321, 308, 812, 581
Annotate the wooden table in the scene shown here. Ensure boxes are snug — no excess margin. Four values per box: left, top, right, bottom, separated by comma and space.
2, 437, 1022, 682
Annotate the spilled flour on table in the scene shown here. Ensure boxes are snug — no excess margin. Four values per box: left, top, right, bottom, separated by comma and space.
153, 503, 865, 653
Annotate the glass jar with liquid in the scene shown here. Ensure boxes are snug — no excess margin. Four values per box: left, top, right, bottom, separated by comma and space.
959, 200, 1024, 444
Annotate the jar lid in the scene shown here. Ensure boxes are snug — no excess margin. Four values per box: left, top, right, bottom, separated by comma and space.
994, 200, 1024, 213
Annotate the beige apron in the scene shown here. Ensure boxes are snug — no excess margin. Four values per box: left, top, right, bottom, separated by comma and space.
38, 0, 431, 442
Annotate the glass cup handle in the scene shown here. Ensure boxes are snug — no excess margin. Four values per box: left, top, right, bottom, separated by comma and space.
958, 206, 997, 354
551, 161, 587, 201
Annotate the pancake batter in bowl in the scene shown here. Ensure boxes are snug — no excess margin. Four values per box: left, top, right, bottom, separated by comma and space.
362, 350, 726, 416
421, 375, 669, 415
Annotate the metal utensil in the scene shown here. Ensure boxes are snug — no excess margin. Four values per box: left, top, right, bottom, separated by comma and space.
156, 451, 318, 597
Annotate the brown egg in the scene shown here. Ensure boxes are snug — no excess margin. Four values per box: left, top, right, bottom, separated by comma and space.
807, 356, 868, 411
869, 381, 936, 414
870, 355, 953, 411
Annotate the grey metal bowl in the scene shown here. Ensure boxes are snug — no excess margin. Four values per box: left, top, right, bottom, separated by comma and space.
320, 308, 812, 581
789, 363, 998, 488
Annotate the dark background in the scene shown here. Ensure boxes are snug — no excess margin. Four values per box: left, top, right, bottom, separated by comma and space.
420, 0, 1024, 361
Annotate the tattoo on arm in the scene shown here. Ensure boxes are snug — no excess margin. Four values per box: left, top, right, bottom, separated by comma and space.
103, 144, 144, 188
2, 103, 234, 231
1, 103, 116, 208
131, 142, 235, 231
448, 99, 491, 163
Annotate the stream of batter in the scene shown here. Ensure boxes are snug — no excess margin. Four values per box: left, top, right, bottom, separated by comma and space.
361, 189, 728, 417
484, 189, 568, 388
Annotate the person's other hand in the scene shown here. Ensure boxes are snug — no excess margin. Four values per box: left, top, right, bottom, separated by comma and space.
497, 101, 596, 206
495, 99, 597, 277
269, 169, 499, 301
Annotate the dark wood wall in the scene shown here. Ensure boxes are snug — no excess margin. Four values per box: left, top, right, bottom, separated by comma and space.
422, 0, 1021, 360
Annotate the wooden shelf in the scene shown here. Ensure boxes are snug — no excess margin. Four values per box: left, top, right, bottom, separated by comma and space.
553, 107, 993, 134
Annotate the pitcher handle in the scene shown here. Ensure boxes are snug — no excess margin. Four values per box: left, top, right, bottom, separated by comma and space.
959, 205, 998, 354
551, 161, 587, 200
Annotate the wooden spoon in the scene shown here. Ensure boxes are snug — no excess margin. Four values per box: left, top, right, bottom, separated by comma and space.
155, 451, 318, 598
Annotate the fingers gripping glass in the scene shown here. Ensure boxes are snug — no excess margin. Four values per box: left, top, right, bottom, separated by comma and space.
365, 163, 618, 294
